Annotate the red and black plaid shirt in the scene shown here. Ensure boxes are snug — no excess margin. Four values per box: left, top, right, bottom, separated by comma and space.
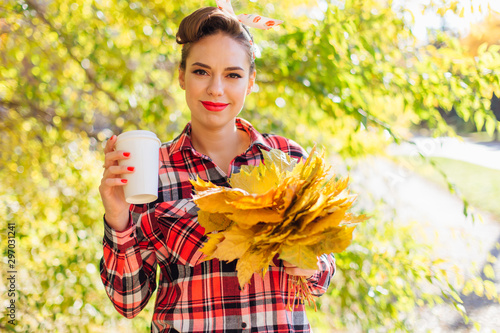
100, 118, 336, 333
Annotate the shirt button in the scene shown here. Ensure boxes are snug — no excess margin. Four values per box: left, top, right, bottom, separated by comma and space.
241, 322, 247, 329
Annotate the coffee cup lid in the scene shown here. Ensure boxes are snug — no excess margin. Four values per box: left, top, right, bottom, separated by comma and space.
117, 130, 161, 144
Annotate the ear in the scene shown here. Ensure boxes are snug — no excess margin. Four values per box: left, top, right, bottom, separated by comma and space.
179, 67, 185, 90
246, 70, 256, 95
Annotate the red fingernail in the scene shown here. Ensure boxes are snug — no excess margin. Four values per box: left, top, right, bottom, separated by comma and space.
121, 179, 128, 183
123, 152, 130, 157
127, 167, 135, 171
111, 135, 116, 140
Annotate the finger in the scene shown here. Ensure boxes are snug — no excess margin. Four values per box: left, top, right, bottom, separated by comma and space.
103, 150, 131, 169
104, 135, 117, 154
282, 260, 297, 268
104, 178, 129, 187
284, 267, 316, 278
106, 165, 135, 176
99, 176, 128, 194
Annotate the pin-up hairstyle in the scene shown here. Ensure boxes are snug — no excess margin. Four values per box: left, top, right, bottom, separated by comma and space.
176, 7, 255, 72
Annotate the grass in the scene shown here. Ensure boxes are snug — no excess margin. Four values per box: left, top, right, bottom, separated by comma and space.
395, 156, 500, 219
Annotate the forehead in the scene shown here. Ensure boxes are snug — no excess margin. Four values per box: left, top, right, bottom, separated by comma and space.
186, 32, 250, 70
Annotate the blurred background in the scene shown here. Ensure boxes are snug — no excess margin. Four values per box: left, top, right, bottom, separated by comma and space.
1, 0, 499, 331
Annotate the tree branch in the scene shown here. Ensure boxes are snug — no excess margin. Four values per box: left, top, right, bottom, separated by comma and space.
24, 0, 121, 106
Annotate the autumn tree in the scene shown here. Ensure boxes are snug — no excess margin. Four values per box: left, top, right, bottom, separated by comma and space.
461, 10, 500, 139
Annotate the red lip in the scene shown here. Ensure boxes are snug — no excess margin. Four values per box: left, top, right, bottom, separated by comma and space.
201, 101, 229, 112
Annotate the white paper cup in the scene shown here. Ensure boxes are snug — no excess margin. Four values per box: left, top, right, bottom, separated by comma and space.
115, 130, 161, 204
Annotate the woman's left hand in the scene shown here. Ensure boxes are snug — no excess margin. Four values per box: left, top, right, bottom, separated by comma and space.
282, 260, 318, 279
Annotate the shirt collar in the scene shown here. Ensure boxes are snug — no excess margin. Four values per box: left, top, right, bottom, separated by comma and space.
168, 117, 274, 156
168, 122, 194, 155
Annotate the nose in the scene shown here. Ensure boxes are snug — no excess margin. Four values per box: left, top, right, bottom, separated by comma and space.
207, 76, 223, 97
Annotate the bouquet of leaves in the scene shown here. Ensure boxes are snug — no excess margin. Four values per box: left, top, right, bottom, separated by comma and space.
190, 148, 367, 308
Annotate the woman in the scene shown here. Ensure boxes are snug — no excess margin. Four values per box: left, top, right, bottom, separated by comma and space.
99, 3, 335, 332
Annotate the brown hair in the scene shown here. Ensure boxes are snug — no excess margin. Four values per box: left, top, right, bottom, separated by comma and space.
176, 7, 255, 72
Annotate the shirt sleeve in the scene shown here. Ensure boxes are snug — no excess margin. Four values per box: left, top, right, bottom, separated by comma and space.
305, 253, 336, 297
99, 204, 157, 318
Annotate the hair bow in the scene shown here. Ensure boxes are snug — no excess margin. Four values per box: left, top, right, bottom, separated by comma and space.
215, 0, 283, 30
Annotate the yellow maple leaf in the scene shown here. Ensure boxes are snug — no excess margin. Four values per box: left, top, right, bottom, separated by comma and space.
274, 180, 302, 214
279, 243, 319, 270
324, 195, 354, 211
230, 164, 278, 195
253, 224, 293, 244
293, 192, 330, 228
192, 147, 368, 293
339, 213, 369, 227
283, 188, 319, 222
230, 149, 298, 195
310, 226, 356, 254
299, 206, 349, 234
192, 187, 247, 214
197, 211, 232, 234
200, 232, 225, 259
262, 148, 297, 173
228, 207, 283, 228
228, 189, 276, 209
334, 177, 350, 195
190, 175, 221, 191
236, 244, 280, 287
211, 224, 254, 262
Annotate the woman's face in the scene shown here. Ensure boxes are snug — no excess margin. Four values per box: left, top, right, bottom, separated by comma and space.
179, 32, 256, 131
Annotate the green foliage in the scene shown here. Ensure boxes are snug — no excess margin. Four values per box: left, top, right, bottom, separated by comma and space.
0, 113, 155, 332
307, 205, 472, 332
1, 0, 499, 331
251, 0, 500, 154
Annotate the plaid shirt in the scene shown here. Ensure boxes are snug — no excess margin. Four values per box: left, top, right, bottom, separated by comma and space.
100, 118, 336, 333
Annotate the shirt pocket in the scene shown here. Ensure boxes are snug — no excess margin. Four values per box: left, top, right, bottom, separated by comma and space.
154, 199, 207, 267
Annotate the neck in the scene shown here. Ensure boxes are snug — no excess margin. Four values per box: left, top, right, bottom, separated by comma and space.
190, 119, 250, 174
190, 120, 240, 155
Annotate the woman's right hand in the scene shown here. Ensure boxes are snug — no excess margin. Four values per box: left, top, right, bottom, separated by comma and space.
99, 135, 134, 231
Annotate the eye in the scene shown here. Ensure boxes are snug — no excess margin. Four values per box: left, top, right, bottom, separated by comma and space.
193, 69, 208, 75
227, 73, 242, 79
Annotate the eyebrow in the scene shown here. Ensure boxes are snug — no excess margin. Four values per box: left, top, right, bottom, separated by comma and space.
191, 62, 244, 72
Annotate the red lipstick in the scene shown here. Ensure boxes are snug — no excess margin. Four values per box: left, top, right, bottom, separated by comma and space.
201, 101, 229, 112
